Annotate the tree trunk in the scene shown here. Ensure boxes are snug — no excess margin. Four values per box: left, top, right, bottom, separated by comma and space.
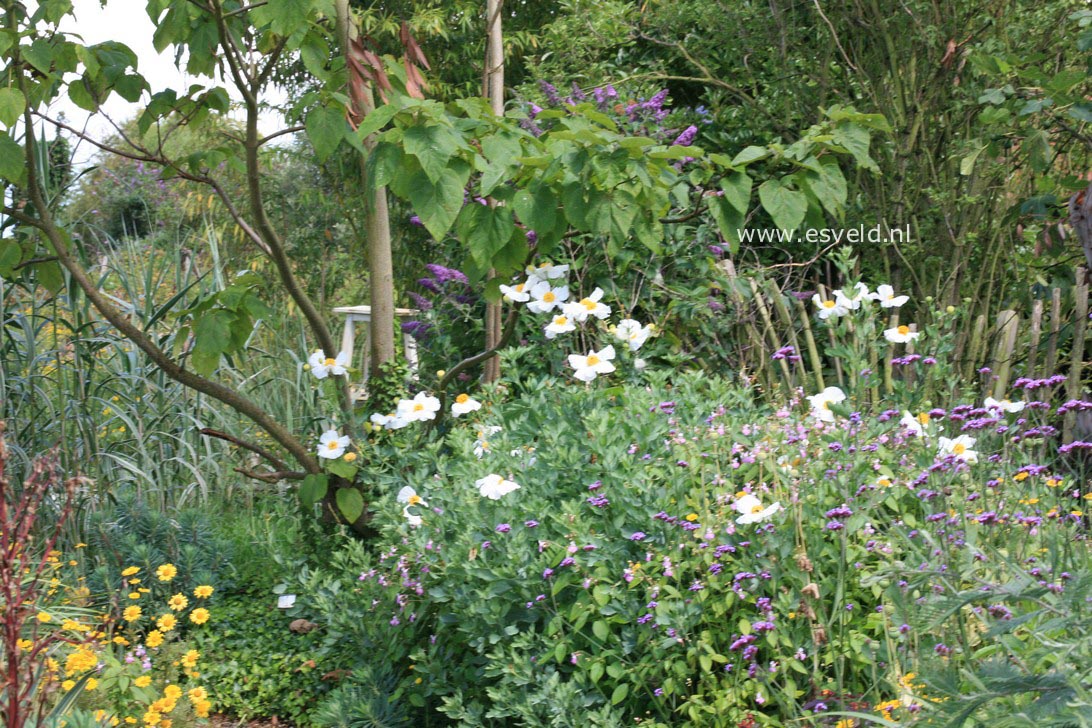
482, 0, 505, 383
335, 0, 396, 378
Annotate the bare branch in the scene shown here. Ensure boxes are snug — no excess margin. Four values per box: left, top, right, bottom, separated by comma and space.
199, 427, 293, 472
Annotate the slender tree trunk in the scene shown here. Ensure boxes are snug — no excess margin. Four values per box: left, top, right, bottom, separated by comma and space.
482, 0, 505, 383
334, 0, 396, 378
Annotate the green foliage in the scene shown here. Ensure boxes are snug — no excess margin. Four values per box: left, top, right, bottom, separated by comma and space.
83, 496, 235, 597
310, 665, 412, 728
191, 589, 330, 723
176, 271, 272, 377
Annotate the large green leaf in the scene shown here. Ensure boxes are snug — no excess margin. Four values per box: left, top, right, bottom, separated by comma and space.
457, 203, 516, 269
799, 160, 847, 220
511, 184, 558, 238
408, 162, 471, 240
708, 196, 744, 254
306, 105, 346, 163
298, 474, 328, 510
0, 88, 26, 128
758, 178, 807, 231
721, 170, 753, 214
336, 487, 364, 523
0, 132, 26, 184
831, 123, 877, 172
191, 310, 234, 376
403, 123, 462, 184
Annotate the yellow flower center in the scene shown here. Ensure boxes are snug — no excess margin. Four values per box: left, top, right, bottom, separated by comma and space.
918, 413, 930, 425
456, 394, 469, 404
327, 441, 339, 450
408, 495, 422, 505
325, 357, 336, 366
542, 291, 555, 302
953, 443, 965, 455
822, 300, 835, 308
878, 478, 891, 487
586, 355, 600, 366
581, 298, 596, 310
897, 325, 910, 335
515, 283, 524, 292
750, 504, 763, 514
413, 403, 425, 411
554, 316, 567, 325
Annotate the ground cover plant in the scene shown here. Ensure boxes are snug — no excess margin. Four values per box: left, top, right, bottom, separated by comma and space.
2, 0, 1091, 725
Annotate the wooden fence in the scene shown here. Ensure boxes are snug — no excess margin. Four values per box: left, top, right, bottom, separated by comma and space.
717, 262, 1090, 443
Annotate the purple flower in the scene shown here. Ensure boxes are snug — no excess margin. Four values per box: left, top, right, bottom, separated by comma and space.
495, 523, 511, 533
524, 520, 539, 528
629, 532, 647, 541
672, 125, 698, 147
539, 80, 562, 106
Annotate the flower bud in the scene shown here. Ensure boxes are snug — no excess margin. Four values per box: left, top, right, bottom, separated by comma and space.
945, 305, 955, 314
436, 370, 446, 379
344, 452, 357, 462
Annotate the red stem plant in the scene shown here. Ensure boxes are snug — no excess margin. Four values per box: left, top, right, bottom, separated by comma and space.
0, 421, 82, 728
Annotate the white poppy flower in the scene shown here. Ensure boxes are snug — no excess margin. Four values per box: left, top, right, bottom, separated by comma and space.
872, 284, 909, 308
396, 392, 441, 423
812, 293, 849, 319
473, 425, 502, 458
732, 492, 782, 524
397, 486, 428, 507
544, 314, 576, 339
833, 282, 870, 309
900, 411, 930, 436
526, 262, 569, 282
526, 280, 569, 314
370, 412, 409, 429
308, 349, 351, 379
562, 288, 611, 322
883, 325, 920, 344
451, 393, 482, 416
614, 319, 652, 351
938, 435, 978, 463
983, 397, 1025, 414
806, 386, 846, 422
499, 280, 532, 302
568, 345, 616, 382
317, 429, 351, 459
476, 473, 521, 500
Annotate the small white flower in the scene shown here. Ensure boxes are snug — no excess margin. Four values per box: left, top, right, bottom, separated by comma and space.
812, 293, 849, 319
499, 280, 532, 302
451, 393, 482, 416
872, 284, 909, 308
938, 435, 978, 463
397, 486, 428, 507
526, 280, 569, 314
806, 386, 846, 422
883, 325, 920, 344
833, 282, 870, 309
614, 319, 652, 351
476, 473, 521, 500
544, 314, 576, 339
633, 357, 647, 371
562, 288, 611, 323
317, 429, 351, 459
401, 507, 423, 527
396, 392, 441, 423
732, 492, 782, 524
308, 349, 351, 379
900, 411, 930, 436
526, 262, 569, 282
568, 345, 616, 382
473, 425, 502, 458
983, 397, 1024, 414
370, 412, 408, 429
